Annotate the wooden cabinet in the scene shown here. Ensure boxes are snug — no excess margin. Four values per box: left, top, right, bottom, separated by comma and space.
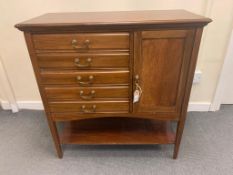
15, 10, 211, 159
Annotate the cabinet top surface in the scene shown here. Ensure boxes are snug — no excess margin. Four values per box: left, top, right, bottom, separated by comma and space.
15, 10, 211, 31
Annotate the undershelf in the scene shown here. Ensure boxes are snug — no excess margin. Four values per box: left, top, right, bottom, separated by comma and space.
59, 117, 176, 145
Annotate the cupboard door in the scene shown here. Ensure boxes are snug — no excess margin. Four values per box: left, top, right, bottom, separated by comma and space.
133, 30, 195, 114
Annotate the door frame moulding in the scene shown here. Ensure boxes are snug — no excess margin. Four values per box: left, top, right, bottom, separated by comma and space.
0, 55, 19, 113
210, 30, 233, 111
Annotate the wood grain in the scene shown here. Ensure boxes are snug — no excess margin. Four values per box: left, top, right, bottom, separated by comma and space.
51, 112, 180, 121
44, 86, 129, 100
142, 30, 187, 38
40, 70, 130, 85
133, 30, 194, 114
49, 101, 129, 113
37, 52, 129, 69
15, 10, 211, 32
60, 118, 175, 145
33, 33, 129, 50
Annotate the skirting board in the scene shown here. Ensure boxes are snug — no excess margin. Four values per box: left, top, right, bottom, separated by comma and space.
1, 100, 211, 112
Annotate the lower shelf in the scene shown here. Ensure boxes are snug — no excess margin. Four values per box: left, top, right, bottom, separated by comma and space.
59, 117, 176, 145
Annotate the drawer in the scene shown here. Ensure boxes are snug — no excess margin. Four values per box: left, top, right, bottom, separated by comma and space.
49, 101, 129, 113
37, 53, 129, 69
44, 86, 129, 100
33, 33, 129, 50
40, 70, 129, 85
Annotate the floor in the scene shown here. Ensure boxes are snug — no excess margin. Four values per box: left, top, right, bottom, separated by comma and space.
0, 106, 232, 175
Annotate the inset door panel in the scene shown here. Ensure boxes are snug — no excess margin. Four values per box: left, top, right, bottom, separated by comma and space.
133, 30, 195, 114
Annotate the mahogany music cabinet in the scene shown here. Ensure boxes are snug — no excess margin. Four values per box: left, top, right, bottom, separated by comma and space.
15, 10, 211, 159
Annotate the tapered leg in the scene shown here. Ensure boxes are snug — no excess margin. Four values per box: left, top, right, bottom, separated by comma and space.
173, 28, 204, 159
173, 120, 186, 159
47, 120, 63, 158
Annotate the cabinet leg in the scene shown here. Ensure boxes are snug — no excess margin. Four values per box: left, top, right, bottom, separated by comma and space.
173, 120, 185, 159
48, 120, 63, 158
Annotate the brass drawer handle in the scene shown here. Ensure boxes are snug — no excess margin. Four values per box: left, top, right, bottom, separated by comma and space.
80, 90, 95, 100
76, 75, 94, 86
71, 39, 90, 49
74, 58, 92, 68
81, 105, 96, 113
84, 39, 90, 49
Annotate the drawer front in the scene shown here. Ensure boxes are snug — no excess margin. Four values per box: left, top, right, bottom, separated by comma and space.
33, 33, 129, 50
40, 70, 129, 85
49, 101, 129, 113
37, 53, 129, 69
44, 86, 129, 100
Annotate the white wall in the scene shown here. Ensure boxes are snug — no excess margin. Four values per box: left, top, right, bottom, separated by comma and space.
0, 0, 233, 111
217, 30, 233, 104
